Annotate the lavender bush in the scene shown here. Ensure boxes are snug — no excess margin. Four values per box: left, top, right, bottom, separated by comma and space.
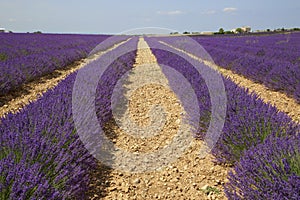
264, 63, 300, 95
0, 33, 111, 96
160, 32, 300, 102
294, 84, 300, 103
0, 77, 96, 199
0, 37, 138, 199
225, 134, 300, 200
145, 37, 299, 164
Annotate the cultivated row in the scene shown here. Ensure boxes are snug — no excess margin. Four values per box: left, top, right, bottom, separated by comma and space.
145, 36, 300, 199
0, 37, 138, 199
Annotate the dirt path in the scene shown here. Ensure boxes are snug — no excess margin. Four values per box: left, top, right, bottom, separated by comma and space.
160, 41, 300, 123
0, 39, 130, 118
88, 38, 230, 200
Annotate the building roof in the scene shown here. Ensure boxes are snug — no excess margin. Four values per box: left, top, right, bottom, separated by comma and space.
200, 31, 214, 35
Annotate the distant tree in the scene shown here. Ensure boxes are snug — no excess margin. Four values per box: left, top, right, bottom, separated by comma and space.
33, 31, 42, 34
225, 31, 234, 34
266, 29, 271, 32
236, 28, 243, 34
219, 28, 225, 34
281, 27, 285, 32
183, 31, 190, 34
293, 28, 300, 31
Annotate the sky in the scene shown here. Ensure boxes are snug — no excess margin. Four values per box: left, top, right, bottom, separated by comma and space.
0, 0, 299, 34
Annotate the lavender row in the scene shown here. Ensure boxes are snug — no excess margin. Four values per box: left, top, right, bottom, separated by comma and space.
192, 33, 300, 103
145, 37, 299, 198
191, 32, 300, 65
159, 33, 300, 103
146, 37, 298, 163
0, 33, 113, 96
225, 133, 300, 199
0, 37, 138, 199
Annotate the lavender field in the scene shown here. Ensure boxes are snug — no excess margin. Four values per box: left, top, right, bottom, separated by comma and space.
0, 33, 110, 96
146, 36, 300, 199
0, 34, 137, 199
191, 32, 300, 103
0, 32, 299, 199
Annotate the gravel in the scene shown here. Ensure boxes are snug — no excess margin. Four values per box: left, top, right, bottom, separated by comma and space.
87, 38, 230, 200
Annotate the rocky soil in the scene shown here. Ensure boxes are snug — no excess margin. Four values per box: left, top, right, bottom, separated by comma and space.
0, 39, 129, 118
87, 38, 230, 200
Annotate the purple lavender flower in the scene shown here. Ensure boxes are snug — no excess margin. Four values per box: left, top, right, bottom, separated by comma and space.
0, 36, 138, 199
164, 32, 300, 102
225, 134, 300, 200
145, 37, 299, 164
0, 33, 111, 96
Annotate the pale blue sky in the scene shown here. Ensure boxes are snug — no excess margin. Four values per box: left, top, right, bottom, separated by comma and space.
0, 0, 299, 34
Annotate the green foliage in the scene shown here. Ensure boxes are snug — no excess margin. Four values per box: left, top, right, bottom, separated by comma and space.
0, 53, 7, 61
0, 179, 13, 200
236, 28, 243, 33
201, 186, 221, 195
219, 28, 225, 34
225, 31, 234, 34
